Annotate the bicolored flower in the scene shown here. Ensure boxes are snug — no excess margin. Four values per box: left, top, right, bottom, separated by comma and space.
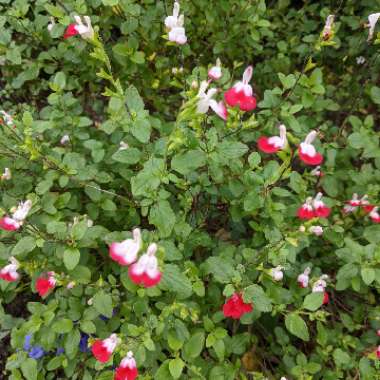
165, 1, 187, 45
196, 81, 228, 120
312, 192, 331, 218
0, 257, 20, 282
91, 333, 120, 363
343, 193, 368, 213
367, 13, 380, 41
0, 199, 32, 231
109, 228, 142, 266
297, 197, 315, 220
208, 58, 222, 80
224, 66, 257, 112
0, 110, 14, 127
64, 15, 94, 40
222, 293, 253, 320
128, 243, 162, 288
309, 225, 323, 236
114, 351, 138, 380
322, 14, 335, 40
369, 207, 380, 223
298, 130, 323, 166
297, 267, 311, 288
257, 124, 287, 153
36, 272, 56, 297
270, 266, 284, 281
1, 168, 11, 181
312, 275, 329, 304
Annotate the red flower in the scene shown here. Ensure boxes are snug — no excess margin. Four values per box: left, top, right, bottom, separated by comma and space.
297, 198, 315, 220
322, 291, 329, 305
0, 216, 20, 231
92, 334, 119, 363
376, 345, 380, 359
64, 24, 79, 39
369, 207, 380, 223
114, 352, 138, 380
222, 293, 253, 319
257, 124, 287, 154
128, 243, 161, 288
298, 130, 323, 166
224, 66, 257, 112
36, 273, 56, 297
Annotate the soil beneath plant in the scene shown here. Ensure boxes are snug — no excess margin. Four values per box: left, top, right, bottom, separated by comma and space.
0, 292, 38, 380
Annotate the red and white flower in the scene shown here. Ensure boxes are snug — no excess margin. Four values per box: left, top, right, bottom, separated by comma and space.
208, 58, 222, 80
128, 243, 162, 288
298, 130, 323, 166
257, 124, 287, 153
0, 199, 32, 231
36, 272, 56, 297
1, 168, 11, 181
91, 333, 120, 363
114, 351, 138, 380
297, 197, 315, 220
312, 192, 331, 218
376, 345, 380, 359
297, 267, 311, 288
309, 225, 323, 236
222, 292, 253, 319
64, 15, 94, 40
367, 13, 380, 41
165, 1, 187, 45
109, 228, 142, 266
0, 257, 20, 282
322, 14, 335, 40
197, 81, 228, 120
224, 66, 257, 112
312, 275, 329, 305
369, 207, 380, 223
270, 266, 284, 281
0, 110, 14, 127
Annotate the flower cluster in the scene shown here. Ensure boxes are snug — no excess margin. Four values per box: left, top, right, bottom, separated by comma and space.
0, 257, 20, 282
344, 194, 380, 224
23, 335, 45, 360
109, 228, 162, 287
297, 193, 331, 220
64, 15, 94, 40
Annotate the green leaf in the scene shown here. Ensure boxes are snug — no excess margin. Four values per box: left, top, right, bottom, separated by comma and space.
63, 248, 80, 271
183, 332, 205, 359
52, 318, 73, 333
302, 292, 324, 311
149, 200, 176, 238
47, 356, 64, 371
21, 358, 37, 380
161, 264, 192, 299
11, 236, 36, 257
243, 284, 272, 312
130, 118, 151, 143
370, 86, 380, 105
171, 150, 206, 175
248, 152, 261, 168
285, 313, 309, 341
52, 71, 66, 91
169, 358, 185, 379
361, 267, 375, 285
203, 257, 236, 284
363, 225, 380, 243
217, 141, 248, 159
93, 291, 113, 318
112, 148, 141, 164
126, 85, 145, 111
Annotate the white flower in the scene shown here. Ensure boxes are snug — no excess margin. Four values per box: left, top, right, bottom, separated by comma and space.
1, 168, 11, 181
165, 1, 187, 45
208, 58, 222, 80
309, 225, 323, 236
87, 219, 94, 227
119, 141, 129, 151
73, 15, 94, 40
300, 130, 318, 157
191, 80, 198, 89
322, 15, 335, 39
47, 17, 55, 32
356, 56, 365, 65
11, 200, 32, 222
87, 297, 93, 305
67, 281, 75, 289
270, 266, 284, 281
60, 135, 70, 145
196, 81, 218, 114
312, 275, 328, 293
367, 13, 380, 41
299, 225, 306, 232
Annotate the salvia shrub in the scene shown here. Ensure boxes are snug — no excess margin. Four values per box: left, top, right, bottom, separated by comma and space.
1, 0, 380, 379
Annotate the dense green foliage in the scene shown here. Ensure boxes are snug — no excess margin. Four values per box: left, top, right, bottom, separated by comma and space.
1, 0, 380, 379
